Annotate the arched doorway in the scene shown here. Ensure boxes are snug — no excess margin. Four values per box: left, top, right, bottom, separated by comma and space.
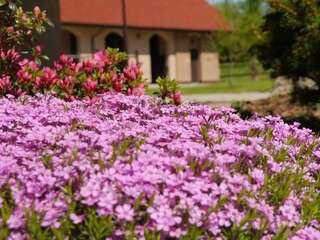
61, 30, 78, 55
190, 36, 201, 82
105, 33, 124, 51
149, 35, 167, 83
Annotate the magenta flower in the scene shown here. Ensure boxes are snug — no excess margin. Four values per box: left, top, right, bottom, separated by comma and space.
115, 204, 134, 221
128, 83, 145, 96
124, 63, 141, 81
112, 74, 124, 92
0, 75, 12, 93
93, 50, 111, 66
7, 211, 25, 230
70, 213, 84, 224
170, 90, 182, 105
83, 78, 98, 93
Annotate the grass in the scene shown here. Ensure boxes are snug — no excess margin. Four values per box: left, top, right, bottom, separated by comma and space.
147, 74, 274, 95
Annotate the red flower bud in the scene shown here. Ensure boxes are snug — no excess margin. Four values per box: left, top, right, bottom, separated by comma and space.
33, 6, 41, 19
83, 78, 98, 93
170, 91, 182, 105
6, 27, 14, 33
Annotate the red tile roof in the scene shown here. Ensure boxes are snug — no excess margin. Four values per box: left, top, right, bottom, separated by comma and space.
60, 0, 229, 32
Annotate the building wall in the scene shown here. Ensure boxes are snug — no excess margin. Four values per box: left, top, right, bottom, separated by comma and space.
199, 37, 220, 82
174, 32, 192, 83
200, 52, 220, 82
61, 25, 220, 83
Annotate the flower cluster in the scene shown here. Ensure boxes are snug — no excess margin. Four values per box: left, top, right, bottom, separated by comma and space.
0, 93, 319, 239
0, 48, 145, 99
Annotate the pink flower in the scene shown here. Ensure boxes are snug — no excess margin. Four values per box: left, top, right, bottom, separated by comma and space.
41, 67, 57, 87
112, 74, 124, 92
6, 26, 14, 33
115, 204, 134, 221
17, 70, 32, 83
5, 49, 20, 62
34, 45, 42, 56
128, 83, 145, 96
83, 78, 98, 93
313, 150, 320, 159
93, 50, 111, 66
33, 6, 46, 20
25, 60, 39, 71
0, 75, 12, 93
82, 60, 95, 73
58, 76, 73, 91
8, 232, 28, 240
70, 213, 84, 224
87, 96, 102, 105
170, 90, 182, 105
7, 211, 25, 230
33, 6, 41, 18
14, 88, 26, 97
59, 54, 74, 66
250, 168, 264, 187
124, 64, 141, 81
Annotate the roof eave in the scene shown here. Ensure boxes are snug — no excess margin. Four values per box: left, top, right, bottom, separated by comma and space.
61, 21, 227, 33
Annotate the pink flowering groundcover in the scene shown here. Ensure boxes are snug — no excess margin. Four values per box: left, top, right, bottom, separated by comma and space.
0, 93, 319, 239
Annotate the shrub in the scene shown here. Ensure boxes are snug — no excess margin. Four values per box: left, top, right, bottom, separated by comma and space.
256, 0, 320, 92
0, 93, 319, 239
0, 48, 146, 99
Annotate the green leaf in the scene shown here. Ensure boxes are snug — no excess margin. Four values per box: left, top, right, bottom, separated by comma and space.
0, 0, 6, 7
272, 226, 289, 240
79, 209, 114, 240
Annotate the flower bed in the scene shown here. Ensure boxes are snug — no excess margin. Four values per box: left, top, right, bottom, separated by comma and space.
0, 94, 320, 239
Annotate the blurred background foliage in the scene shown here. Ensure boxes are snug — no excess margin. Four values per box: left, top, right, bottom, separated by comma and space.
212, 0, 267, 63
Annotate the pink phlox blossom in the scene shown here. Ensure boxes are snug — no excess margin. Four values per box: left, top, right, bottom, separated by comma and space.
115, 204, 134, 221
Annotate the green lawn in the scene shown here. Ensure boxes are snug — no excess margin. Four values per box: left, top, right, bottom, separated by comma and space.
147, 74, 274, 95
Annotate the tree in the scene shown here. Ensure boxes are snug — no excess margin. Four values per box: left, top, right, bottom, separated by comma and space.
256, 0, 320, 91
214, 0, 266, 62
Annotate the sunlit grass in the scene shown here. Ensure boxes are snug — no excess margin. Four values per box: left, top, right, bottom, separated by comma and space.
147, 74, 274, 95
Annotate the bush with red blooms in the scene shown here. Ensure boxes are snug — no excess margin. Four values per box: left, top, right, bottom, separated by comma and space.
0, 47, 146, 100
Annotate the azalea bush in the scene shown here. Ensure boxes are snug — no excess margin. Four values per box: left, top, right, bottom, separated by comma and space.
0, 47, 146, 100
0, 93, 319, 239
0, 0, 147, 100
